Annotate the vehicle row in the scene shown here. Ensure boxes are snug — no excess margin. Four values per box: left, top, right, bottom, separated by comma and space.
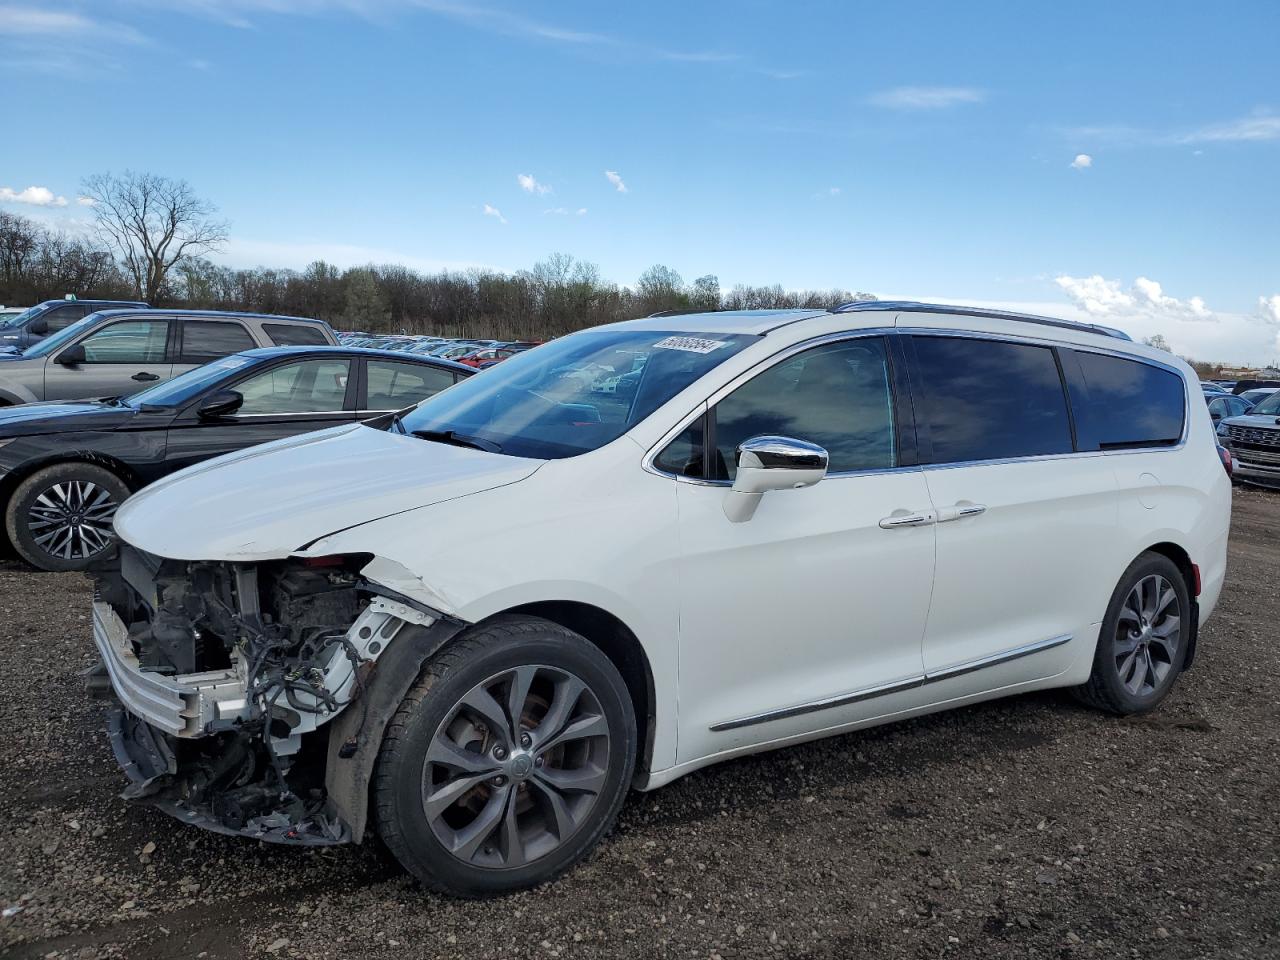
86, 302, 1231, 897
335, 331, 542, 368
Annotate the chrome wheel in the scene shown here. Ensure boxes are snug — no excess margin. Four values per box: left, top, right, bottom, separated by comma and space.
27, 480, 119, 561
1114, 574, 1181, 697
422, 664, 612, 870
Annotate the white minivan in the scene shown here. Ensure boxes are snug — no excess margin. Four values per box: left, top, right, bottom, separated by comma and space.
94, 302, 1230, 897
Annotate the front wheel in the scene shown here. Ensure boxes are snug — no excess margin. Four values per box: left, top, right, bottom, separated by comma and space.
1074, 552, 1190, 714
4, 463, 131, 572
373, 617, 637, 897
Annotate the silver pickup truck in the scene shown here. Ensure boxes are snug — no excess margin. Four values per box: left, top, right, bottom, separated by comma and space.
0, 308, 337, 405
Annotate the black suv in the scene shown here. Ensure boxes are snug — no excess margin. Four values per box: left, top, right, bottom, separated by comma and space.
0, 299, 150, 351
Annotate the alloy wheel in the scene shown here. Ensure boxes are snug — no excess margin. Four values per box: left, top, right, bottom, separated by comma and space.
27, 480, 119, 561
421, 664, 612, 870
1114, 574, 1181, 697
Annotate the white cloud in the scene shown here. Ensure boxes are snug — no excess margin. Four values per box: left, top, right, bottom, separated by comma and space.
867, 86, 984, 110
543, 207, 568, 215
0, 185, 68, 207
75, 196, 96, 207
1070, 153, 1092, 169
517, 173, 551, 195
0, 5, 147, 43
576, 207, 587, 216
482, 203, 507, 224
1181, 113, 1280, 143
604, 170, 628, 193
1259, 295, 1280, 325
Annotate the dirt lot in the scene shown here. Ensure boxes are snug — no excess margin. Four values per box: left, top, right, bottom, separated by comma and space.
1, 489, 1277, 960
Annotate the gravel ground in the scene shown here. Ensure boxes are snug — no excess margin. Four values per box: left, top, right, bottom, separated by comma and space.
1, 488, 1277, 960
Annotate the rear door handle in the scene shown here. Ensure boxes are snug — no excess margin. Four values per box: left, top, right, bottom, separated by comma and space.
937, 503, 987, 523
879, 510, 937, 529
132, 372, 160, 382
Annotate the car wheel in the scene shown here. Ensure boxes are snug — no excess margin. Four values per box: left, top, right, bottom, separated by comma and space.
1074, 552, 1190, 715
373, 616, 636, 897
3, 463, 131, 572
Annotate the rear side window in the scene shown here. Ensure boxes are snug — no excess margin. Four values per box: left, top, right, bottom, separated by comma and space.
264, 322, 329, 346
180, 320, 256, 362
910, 336, 1074, 464
1065, 351, 1185, 450
365, 360, 456, 409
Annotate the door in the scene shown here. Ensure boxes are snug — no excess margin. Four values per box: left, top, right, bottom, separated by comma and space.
905, 334, 1117, 682
666, 335, 936, 763
164, 356, 357, 471
44, 318, 173, 400
171, 318, 257, 378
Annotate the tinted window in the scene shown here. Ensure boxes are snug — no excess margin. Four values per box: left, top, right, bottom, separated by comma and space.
79, 320, 169, 363
44, 304, 86, 332
711, 337, 897, 481
654, 417, 706, 478
1066, 351, 1185, 450
264, 323, 329, 346
180, 320, 256, 362
911, 336, 1073, 464
366, 360, 456, 408
234, 359, 351, 414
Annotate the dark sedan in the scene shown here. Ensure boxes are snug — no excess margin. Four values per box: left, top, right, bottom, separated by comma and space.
0, 346, 472, 571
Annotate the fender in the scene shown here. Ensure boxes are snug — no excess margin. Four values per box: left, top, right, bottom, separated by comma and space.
0, 386, 34, 406
323, 615, 468, 840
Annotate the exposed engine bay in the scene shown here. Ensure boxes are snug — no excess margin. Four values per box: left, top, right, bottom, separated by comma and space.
92, 545, 441, 845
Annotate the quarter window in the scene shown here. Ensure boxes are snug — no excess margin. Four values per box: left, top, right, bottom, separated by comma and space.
232, 359, 351, 414
705, 337, 897, 481
180, 320, 256, 362
78, 320, 169, 364
1065, 351, 1185, 450
366, 360, 456, 409
911, 336, 1073, 464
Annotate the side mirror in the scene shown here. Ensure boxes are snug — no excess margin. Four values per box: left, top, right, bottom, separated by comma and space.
29, 318, 49, 336
723, 435, 828, 523
196, 390, 244, 419
56, 343, 85, 366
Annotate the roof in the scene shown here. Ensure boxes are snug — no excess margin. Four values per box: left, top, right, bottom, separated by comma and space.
237, 345, 475, 374
834, 300, 1132, 341
604, 309, 830, 336
89, 308, 331, 325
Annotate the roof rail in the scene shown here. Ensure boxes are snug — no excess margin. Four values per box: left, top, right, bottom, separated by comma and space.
646, 308, 720, 318
832, 300, 1132, 341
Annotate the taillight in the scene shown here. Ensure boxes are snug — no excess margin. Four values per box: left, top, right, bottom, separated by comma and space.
1217, 444, 1233, 477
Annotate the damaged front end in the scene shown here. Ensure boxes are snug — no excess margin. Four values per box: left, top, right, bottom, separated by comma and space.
92, 545, 443, 846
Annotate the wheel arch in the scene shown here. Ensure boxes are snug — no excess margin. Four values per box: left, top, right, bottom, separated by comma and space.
1140, 540, 1200, 670
0, 451, 142, 514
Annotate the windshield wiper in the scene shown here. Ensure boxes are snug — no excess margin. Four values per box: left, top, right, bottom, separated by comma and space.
410, 429, 503, 453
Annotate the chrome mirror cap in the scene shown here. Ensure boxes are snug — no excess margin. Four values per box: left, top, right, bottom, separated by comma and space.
724, 435, 829, 522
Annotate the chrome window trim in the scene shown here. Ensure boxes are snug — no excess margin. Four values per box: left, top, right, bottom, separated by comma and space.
642, 327, 899, 484
224, 410, 352, 420
709, 633, 1072, 732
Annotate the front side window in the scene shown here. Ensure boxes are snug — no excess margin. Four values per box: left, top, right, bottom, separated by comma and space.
233, 359, 351, 414
398, 330, 755, 459
911, 336, 1073, 464
709, 338, 897, 480
1065, 351, 1185, 450
79, 320, 169, 363
180, 320, 256, 362
366, 360, 456, 409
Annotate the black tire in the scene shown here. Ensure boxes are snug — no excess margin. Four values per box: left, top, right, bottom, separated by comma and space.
1074, 551, 1191, 715
374, 616, 636, 897
3, 462, 131, 572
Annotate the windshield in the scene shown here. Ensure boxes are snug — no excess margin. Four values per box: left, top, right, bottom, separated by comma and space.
1252, 392, 1280, 416
126, 354, 260, 408
0, 306, 40, 330
397, 328, 754, 459
22, 313, 102, 358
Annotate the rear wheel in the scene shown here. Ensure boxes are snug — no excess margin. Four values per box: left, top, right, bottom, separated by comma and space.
1074, 552, 1190, 714
4, 463, 131, 572
374, 617, 636, 897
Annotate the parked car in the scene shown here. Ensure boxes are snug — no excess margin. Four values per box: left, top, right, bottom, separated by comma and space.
0, 309, 337, 406
1207, 393, 1253, 424
1237, 387, 1278, 407
1200, 381, 1229, 395
0, 346, 472, 571
92, 302, 1228, 897
0, 298, 150, 351
1217, 388, 1280, 488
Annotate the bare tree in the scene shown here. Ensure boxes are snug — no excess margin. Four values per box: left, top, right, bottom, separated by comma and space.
81, 171, 228, 303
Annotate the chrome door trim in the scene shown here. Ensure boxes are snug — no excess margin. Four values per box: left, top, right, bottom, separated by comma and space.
708, 633, 1072, 732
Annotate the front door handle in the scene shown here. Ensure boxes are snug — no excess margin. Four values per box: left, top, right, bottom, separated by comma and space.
131, 372, 160, 382
879, 510, 937, 529
937, 502, 987, 523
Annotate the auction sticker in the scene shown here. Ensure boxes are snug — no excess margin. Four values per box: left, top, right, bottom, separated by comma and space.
653, 336, 729, 354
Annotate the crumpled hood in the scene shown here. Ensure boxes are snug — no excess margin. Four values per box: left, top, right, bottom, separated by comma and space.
113, 423, 544, 561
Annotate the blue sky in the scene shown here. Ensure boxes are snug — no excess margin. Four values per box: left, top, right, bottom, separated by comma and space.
3, 0, 1279, 362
